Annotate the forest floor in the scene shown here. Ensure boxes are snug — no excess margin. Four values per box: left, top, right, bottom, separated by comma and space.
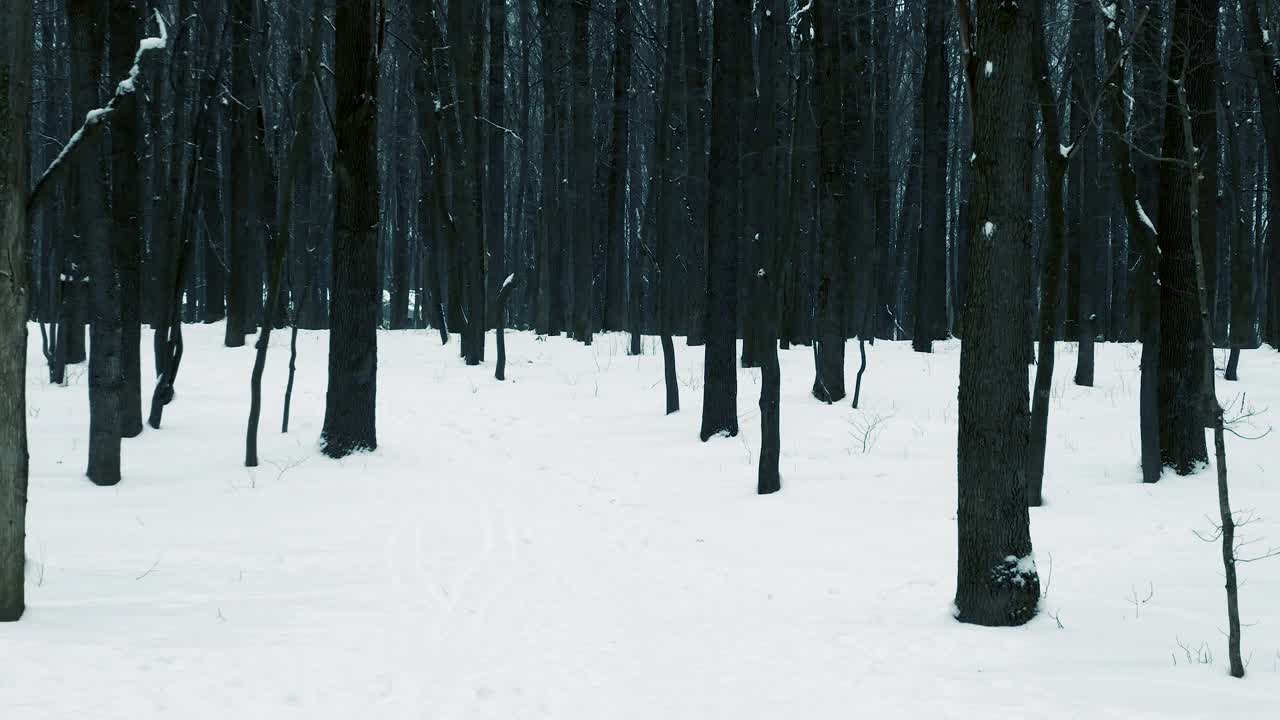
6, 324, 1280, 718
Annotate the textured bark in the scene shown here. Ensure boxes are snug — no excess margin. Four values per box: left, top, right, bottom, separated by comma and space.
1242, 0, 1280, 346
699, 0, 745, 441
603, 0, 631, 332
757, 0, 785, 494
70, 0, 122, 486
812, 0, 846, 402
1027, 7, 1069, 508
197, 0, 226, 327
451, 0, 486, 364
112, 0, 143, 439
487, 0, 507, 330
655, 2, 680, 415
570, 0, 592, 344
954, 0, 1040, 627
681, 0, 708, 346
321, 0, 380, 457
0, 0, 33, 622
225, 0, 262, 348
1066, 0, 1098, 386
913, 0, 949, 353
1129, 0, 1167, 340
1156, 0, 1213, 475
535, 0, 561, 335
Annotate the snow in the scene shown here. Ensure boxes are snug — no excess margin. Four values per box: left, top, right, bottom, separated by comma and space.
1137, 199, 1157, 235
983, 60, 993, 78
983, 221, 995, 238
501, 273, 516, 291
8, 325, 1280, 718
1059, 143, 1072, 158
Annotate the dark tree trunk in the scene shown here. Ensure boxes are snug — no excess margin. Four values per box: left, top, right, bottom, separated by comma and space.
112, 0, 144, 439
1242, 0, 1280, 346
247, 1, 321, 468
570, 0, 593, 344
451, 0, 485, 365
322, 0, 381, 458
1155, 0, 1214, 475
71, 0, 122, 486
487, 0, 507, 330
225, 0, 263, 348
681, 0, 708, 346
1103, 1, 1163, 485
0, 0, 33, 622
1067, 0, 1099, 387
699, 0, 746, 441
913, 0, 949, 354
1027, 8, 1070, 508
603, 0, 632, 333
812, 0, 846, 403
954, 0, 1040, 627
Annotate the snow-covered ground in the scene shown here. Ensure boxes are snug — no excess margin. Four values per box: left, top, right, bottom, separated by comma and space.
5, 324, 1280, 719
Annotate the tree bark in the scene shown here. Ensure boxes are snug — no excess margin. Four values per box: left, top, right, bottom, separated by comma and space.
913, 0, 950, 353
0, 0, 33, 622
1156, 0, 1214, 475
699, 0, 746, 441
812, 0, 846, 402
954, 0, 1041, 627
603, 0, 632, 333
321, 0, 380, 457
112, 0, 144, 438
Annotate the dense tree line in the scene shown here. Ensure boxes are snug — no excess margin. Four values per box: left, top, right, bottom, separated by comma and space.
0, 0, 1275, 666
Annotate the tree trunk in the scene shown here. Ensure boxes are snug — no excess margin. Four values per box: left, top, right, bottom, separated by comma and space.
321, 0, 380, 457
913, 0, 949, 353
1242, 0, 1280, 346
487, 0, 507, 330
112, 0, 144, 439
812, 0, 846, 403
954, 0, 1040, 627
0, 0, 33, 622
1156, 0, 1214, 475
70, 0, 122, 486
603, 0, 632, 333
699, 0, 746, 441
570, 0, 593, 344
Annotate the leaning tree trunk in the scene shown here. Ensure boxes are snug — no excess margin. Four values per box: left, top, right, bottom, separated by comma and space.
0, 0, 33, 622
321, 0, 381, 457
953, 0, 1041, 627
699, 0, 746, 441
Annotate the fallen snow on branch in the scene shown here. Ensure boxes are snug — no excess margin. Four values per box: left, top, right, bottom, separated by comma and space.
28, 11, 168, 208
